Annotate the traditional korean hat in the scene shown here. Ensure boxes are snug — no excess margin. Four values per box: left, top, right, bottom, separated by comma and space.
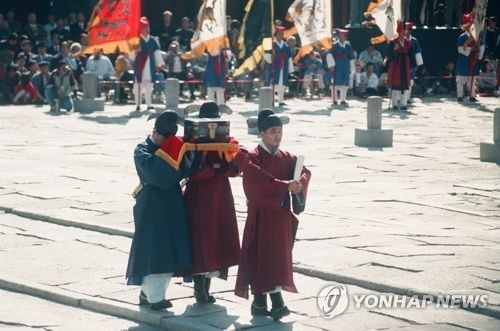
153, 110, 178, 136
199, 101, 220, 119
405, 22, 415, 30
275, 25, 286, 32
336, 28, 348, 36
139, 16, 150, 28
258, 109, 282, 132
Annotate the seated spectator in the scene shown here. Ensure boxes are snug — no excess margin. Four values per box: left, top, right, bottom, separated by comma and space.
413, 66, 433, 96
19, 39, 36, 66
113, 54, 134, 103
28, 60, 39, 77
68, 42, 87, 82
43, 14, 56, 47
0, 14, 10, 40
175, 17, 194, 52
0, 64, 20, 103
165, 40, 195, 99
433, 3, 447, 28
31, 61, 51, 102
358, 44, 383, 74
51, 17, 69, 42
302, 52, 325, 97
358, 62, 379, 97
23, 13, 46, 43
377, 71, 389, 96
34, 41, 54, 64
158, 10, 176, 51
85, 49, 114, 96
46, 61, 77, 112
47, 33, 61, 55
13, 71, 41, 104
432, 60, 456, 95
15, 53, 28, 73
478, 59, 497, 94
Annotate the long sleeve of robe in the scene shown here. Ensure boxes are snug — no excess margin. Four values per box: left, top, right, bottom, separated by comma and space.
235, 145, 311, 298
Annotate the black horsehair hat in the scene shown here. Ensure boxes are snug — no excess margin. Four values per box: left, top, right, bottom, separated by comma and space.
258, 108, 282, 132
152, 110, 178, 136
199, 101, 220, 119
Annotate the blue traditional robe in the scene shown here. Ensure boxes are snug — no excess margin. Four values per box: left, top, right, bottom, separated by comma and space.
331, 41, 354, 86
126, 136, 192, 285
267, 40, 292, 86
202, 52, 225, 88
456, 32, 482, 76
134, 36, 160, 83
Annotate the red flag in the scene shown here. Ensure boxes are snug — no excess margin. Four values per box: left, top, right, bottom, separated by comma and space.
84, 0, 141, 54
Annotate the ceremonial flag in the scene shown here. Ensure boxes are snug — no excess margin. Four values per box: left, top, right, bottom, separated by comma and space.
286, 0, 332, 62
84, 0, 141, 54
469, 0, 488, 41
183, 0, 228, 59
234, 0, 274, 77
364, 0, 402, 44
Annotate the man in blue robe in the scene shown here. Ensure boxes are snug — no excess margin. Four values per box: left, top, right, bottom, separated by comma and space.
326, 29, 355, 105
129, 17, 165, 111
405, 22, 424, 105
126, 110, 193, 311
265, 26, 294, 106
456, 14, 485, 103
203, 49, 227, 105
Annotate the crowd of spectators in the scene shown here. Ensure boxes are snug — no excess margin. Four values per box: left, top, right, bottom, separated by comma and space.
0, 9, 498, 111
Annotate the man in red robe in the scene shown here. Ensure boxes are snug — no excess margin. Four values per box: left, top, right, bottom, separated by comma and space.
387, 21, 411, 111
235, 109, 311, 321
184, 101, 246, 303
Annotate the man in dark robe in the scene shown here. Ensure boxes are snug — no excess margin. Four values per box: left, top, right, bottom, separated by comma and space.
387, 22, 411, 110
235, 109, 311, 321
184, 101, 247, 303
126, 111, 193, 311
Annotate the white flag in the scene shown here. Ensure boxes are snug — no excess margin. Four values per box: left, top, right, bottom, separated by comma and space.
367, 0, 402, 41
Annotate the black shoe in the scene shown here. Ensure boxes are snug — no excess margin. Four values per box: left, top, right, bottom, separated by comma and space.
150, 299, 173, 311
139, 290, 148, 305
333, 101, 338, 105
401, 106, 408, 111
457, 97, 464, 102
392, 106, 400, 110
190, 94, 196, 100
251, 293, 271, 316
407, 99, 413, 104
193, 275, 208, 303
340, 101, 348, 106
468, 97, 478, 102
135, 106, 141, 111
271, 305, 291, 321
270, 292, 290, 321
205, 278, 216, 304
147, 106, 155, 110
278, 102, 286, 106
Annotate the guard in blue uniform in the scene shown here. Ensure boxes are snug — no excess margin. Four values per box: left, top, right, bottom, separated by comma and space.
265, 26, 293, 106
405, 22, 424, 105
126, 110, 193, 311
456, 14, 485, 102
203, 49, 227, 105
326, 29, 355, 105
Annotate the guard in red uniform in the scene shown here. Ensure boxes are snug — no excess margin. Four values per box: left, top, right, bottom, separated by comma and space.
184, 101, 246, 303
235, 109, 311, 321
387, 21, 411, 110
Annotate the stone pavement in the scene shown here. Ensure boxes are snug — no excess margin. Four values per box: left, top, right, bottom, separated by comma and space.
0, 95, 499, 329
0, 289, 164, 330
1, 211, 499, 330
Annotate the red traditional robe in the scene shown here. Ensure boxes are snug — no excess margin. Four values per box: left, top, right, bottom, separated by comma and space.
235, 145, 311, 298
387, 38, 411, 91
183, 151, 243, 277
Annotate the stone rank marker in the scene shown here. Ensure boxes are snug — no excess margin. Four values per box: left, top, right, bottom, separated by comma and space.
74, 72, 105, 112
480, 108, 500, 163
355, 96, 393, 148
258, 86, 273, 110
165, 78, 180, 109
